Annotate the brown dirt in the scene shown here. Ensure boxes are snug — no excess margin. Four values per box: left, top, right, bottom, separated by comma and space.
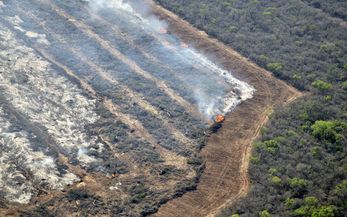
147, 1, 303, 217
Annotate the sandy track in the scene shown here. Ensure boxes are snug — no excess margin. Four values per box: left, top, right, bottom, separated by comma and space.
148, 1, 303, 216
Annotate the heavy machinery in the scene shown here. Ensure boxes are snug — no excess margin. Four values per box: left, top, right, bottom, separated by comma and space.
210, 114, 225, 132
215, 114, 225, 123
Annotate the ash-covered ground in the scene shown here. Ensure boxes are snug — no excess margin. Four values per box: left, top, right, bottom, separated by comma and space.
0, 0, 254, 216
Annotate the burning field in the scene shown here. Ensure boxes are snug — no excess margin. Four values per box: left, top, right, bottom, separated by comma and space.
0, 0, 300, 216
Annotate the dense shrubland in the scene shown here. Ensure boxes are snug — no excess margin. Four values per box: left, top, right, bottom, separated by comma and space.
155, 0, 347, 216
302, 0, 347, 21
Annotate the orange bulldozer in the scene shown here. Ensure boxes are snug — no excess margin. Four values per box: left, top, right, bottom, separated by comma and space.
215, 114, 225, 123
210, 114, 225, 133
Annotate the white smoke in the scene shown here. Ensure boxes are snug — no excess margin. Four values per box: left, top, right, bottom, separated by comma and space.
185, 49, 255, 117
0, 1, 5, 9
87, 0, 168, 32
88, 0, 136, 13
87, 0, 255, 119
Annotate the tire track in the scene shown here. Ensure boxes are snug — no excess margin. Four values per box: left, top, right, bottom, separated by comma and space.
192, 68, 273, 216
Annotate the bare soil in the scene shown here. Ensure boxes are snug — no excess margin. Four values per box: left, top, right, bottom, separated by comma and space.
148, 1, 303, 216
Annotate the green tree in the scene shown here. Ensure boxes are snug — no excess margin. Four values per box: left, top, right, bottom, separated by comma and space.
304, 196, 318, 206
311, 205, 335, 217
250, 155, 260, 164
311, 121, 338, 143
333, 180, 347, 206
271, 176, 282, 186
285, 198, 296, 208
310, 147, 321, 158
293, 205, 312, 216
334, 180, 347, 196
259, 209, 270, 217
268, 167, 278, 175
262, 139, 279, 154
289, 178, 308, 196
289, 178, 307, 188
341, 81, 347, 90
266, 62, 284, 76
312, 80, 333, 92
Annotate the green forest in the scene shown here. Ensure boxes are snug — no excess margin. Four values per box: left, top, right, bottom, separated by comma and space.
155, 0, 347, 216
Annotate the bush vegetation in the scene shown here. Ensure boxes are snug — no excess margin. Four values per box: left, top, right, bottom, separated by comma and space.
302, 0, 347, 21
155, 0, 347, 216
